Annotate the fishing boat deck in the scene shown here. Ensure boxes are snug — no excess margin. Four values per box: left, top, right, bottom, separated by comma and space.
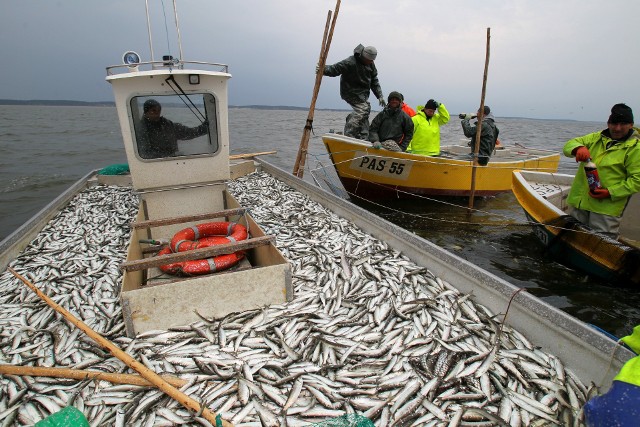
0, 163, 634, 426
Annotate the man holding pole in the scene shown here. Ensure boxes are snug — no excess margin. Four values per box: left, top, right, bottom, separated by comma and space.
319, 44, 385, 140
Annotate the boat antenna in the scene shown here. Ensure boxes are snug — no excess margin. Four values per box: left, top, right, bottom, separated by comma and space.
145, 0, 155, 62
172, 0, 184, 61
160, 0, 173, 60
144, 0, 183, 64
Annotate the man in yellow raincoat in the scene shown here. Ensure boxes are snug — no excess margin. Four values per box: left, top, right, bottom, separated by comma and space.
563, 103, 640, 239
407, 99, 450, 156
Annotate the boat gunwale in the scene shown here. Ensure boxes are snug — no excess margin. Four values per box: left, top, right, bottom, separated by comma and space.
0, 169, 98, 272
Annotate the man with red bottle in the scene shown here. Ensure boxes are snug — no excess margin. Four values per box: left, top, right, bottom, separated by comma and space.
563, 103, 640, 239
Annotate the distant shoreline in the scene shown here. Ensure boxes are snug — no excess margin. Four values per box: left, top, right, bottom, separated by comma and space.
0, 99, 348, 112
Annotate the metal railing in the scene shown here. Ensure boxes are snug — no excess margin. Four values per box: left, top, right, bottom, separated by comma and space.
106, 60, 229, 76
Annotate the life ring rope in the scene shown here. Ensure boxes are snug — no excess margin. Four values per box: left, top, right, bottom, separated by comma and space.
159, 221, 248, 276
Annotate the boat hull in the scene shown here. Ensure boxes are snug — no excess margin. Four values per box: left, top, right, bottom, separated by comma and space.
323, 133, 561, 199
512, 170, 640, 287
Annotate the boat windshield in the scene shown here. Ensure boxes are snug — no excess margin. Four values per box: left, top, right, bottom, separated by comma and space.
131, 93, 219, 160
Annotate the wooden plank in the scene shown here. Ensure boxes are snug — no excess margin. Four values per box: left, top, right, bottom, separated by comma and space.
120, 235, 276, 272
141, 263, 255, 289
131, 208, 247, 229
229, 151, 276, 160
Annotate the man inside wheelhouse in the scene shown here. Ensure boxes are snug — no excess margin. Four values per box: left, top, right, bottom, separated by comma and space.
135, 98, 211, 159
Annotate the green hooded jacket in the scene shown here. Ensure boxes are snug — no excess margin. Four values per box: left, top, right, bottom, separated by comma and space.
615, 325, 640, 387
407, 103, 450, 155
563, 128, 640, 216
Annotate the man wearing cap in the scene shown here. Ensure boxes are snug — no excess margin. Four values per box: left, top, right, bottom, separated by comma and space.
368, 91, 414, 152
407, 99, 450, 156
136, 99, 209, 159
563, 103, 640, 238
460, 106, 499, 166
320, 44, 385, 140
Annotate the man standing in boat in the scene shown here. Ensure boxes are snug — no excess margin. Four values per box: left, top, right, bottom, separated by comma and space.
563, 103, 640, 239
460, 106, 499, 165
368, 91, 414, 152
135, 99, 209, 159
319, 44, 385, 140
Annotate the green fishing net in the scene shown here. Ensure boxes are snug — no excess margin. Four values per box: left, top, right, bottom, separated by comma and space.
97, 164, 130, 175
309, 414, 374, 427
34, 407, 89, 427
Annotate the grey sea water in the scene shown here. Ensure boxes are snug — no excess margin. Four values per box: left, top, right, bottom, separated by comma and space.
1, 104, 638, 337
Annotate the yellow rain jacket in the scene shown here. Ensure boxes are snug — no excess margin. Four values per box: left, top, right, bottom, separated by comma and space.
616, 325, 640, 386
407, 103, 450, 156
563, 128, 640, 216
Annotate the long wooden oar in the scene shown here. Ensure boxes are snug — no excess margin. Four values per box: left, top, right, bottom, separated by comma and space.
7, 267, 233, 427
0, 364, 187, 388
292, 0, 341, 178
468, 28, 491, 211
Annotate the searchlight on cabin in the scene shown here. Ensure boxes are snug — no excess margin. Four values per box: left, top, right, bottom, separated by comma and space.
122, 51, 141, 72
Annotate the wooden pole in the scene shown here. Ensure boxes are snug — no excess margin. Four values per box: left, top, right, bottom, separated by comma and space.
292, 10, 332, 178
0, 364, 188, 388
468, 28, 491, 211
7, 267, 234, 427
292, 0, 341, 178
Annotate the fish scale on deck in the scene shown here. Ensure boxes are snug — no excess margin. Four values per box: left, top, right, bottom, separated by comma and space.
0, 173, 593, 426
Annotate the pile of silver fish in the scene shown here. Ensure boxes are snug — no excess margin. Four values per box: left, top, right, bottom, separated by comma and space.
0, 172, 595, 426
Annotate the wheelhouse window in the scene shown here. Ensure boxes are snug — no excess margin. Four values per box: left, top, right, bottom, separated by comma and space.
131, 94, 218, 160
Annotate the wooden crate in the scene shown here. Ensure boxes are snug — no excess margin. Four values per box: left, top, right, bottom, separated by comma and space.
120, 190, 292, 336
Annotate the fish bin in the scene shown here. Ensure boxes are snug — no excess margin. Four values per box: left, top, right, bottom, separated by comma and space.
120, 180, 292, 337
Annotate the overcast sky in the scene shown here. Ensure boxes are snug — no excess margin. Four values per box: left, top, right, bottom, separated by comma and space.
2, 0, 638, 121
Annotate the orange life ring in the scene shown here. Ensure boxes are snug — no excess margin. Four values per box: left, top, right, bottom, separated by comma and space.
170, 222, 248, 252
159, 222, 248, 276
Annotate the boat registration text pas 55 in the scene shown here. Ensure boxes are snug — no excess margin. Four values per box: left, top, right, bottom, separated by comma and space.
349, 152, 413, 180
